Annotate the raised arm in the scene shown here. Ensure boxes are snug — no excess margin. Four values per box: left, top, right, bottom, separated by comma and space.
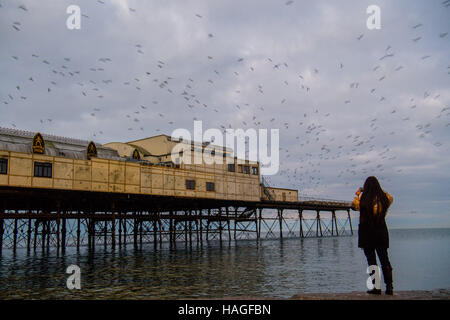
351, 195, 361, 211
385, 192, 394, 207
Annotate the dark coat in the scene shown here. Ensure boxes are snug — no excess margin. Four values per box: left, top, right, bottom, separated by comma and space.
358, 220, 389, 248
352, 192, 393, 249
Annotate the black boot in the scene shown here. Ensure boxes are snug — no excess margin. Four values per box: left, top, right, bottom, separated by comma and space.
366, 268, 382, 295
367, 288, 382, 295
382, 266, 393, 295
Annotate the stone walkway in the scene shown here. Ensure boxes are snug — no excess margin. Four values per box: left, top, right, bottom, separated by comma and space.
289, 288, 450, 300
213, 288, 450, 300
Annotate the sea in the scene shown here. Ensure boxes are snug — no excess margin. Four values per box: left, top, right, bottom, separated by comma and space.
0, 228, 448, 299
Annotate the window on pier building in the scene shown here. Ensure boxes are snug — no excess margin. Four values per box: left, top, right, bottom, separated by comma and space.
185, 179, 196, 190
0, 158, 7, 174
252, 167, 258, 175
237, 164, 243, 173
227, 164, 235, 172
206, 182, 215, 192
243, 165, 250, 174
34, 161, 52, 178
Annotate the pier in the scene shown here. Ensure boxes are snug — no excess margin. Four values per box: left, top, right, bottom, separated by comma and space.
0, 186, 353, 254
0, 128, 354, 254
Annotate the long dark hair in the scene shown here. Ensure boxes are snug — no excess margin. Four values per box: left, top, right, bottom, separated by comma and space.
360, 176, 389, 223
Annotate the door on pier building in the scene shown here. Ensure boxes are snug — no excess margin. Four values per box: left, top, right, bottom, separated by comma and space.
282, 192, 286, 201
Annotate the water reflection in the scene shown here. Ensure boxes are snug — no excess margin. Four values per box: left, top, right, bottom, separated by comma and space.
0, 229, 448, 299
0, 237, 365, 299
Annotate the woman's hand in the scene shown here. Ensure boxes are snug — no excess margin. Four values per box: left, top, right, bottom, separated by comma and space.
355, 188, 362, 196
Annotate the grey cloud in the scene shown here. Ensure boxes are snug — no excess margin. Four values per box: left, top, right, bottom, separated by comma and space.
0, 0, 449, 227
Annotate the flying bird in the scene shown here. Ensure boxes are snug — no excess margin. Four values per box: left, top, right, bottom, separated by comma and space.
379, 53, 394, 60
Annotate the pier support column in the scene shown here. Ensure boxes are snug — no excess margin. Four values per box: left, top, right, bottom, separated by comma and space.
258, 208, 263, 239
331, 210, 335, 236
0, 209, 4, 256
56, 205, 61, 253
226, 207, 231, 242
206, 208, 210, 241
183, 210, 187, 244
118, 211, 122, 248
87, 219, 91, 250
278, 209, 283, 239
255, 208, 259, 240
27, 218, 32, 252
89, 219, 95, 250
316, 210, 323, 237
218, 207, 222, 243
76, 217, 81, 250
111, 204, 116, 250
33, 220, 38, 252
139, 214, 143, 248
45, 219, 52, 250
199, 210, 203, 244
299, 209, 303, 238
104, 219, 108, 249
13, 216, 18, 252
234, 207, 238, 240
123, 217, 127, 246
133, 213, 138, 249
174, 215, 178, 247
92, 219, 96, 250
347, 209, 353, 235
41, 219, 46, 252
195, 210, 199, 245
153, 214, 158, 248
174, 219, 178, 245
158, 212, 163, 247
188, 210, 192, 245
61, 216, 66, 254
169, 211, 173, 244
333, 210, 339, 236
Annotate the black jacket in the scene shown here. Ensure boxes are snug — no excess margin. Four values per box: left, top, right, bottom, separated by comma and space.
352, 192, 393, 248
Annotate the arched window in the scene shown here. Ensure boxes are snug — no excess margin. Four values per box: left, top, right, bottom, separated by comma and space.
87, 141, 97, 159
132, 149, 141, 160
32, 133, 45, 154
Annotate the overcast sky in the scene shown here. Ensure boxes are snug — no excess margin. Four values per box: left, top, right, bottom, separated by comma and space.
1, 0, 449, 228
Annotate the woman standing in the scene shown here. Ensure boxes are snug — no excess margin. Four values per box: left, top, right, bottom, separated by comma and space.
352, 176, 394, 295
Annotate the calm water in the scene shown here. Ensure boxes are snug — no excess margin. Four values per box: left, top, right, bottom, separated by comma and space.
0, 228, 449, 299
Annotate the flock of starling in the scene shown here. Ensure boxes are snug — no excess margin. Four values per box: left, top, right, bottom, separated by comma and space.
1, 0, 449, 202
